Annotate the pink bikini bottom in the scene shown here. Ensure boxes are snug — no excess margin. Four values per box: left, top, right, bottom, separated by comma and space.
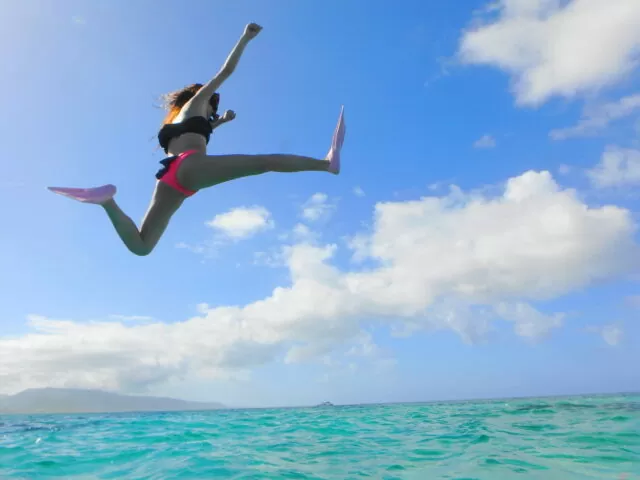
155, 149, 198, 197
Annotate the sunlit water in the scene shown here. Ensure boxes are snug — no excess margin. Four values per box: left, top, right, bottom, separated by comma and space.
1, 394, 638, 479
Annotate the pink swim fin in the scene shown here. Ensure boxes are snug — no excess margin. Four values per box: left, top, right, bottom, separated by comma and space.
327, 105, 346, 174
47, 184, 116, 204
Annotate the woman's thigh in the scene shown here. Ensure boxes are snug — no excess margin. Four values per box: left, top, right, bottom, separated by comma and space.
177, 153, 273, 191
138, 182, 185, 248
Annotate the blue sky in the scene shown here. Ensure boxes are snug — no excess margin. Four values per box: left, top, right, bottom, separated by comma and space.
1, 0, 639, 408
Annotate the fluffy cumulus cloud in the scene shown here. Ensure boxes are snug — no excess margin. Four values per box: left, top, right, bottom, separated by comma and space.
2, 170, 639, 394
587, 147, 640, 188
458, 0, 640, 106
206, 206, 274, 239
178, 206, 275, 256
550, 94, 640, 140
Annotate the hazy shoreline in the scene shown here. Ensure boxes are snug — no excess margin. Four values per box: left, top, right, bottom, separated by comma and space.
0, 388, 225, 415
1, 388, 637, 416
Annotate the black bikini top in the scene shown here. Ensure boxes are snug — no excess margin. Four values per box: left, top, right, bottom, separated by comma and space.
157, 93, 220, 154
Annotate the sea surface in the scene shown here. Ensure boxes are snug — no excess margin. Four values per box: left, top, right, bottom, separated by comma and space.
1, 394, 639, 479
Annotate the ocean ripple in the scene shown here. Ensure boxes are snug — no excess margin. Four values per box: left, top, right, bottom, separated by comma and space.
1, 394, 639, 479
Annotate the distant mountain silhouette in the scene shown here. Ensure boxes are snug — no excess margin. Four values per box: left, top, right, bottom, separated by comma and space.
0, 388, 225, 414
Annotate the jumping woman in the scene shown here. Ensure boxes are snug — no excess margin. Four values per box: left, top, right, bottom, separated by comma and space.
48, 23, 346, 256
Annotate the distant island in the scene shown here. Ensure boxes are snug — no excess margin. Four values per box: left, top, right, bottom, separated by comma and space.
0, 388, 225, 415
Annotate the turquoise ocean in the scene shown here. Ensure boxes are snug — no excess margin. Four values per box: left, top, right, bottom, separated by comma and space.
1, 394, 638, 479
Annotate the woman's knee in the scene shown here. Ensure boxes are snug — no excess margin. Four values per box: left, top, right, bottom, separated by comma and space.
130, 242, 154, 257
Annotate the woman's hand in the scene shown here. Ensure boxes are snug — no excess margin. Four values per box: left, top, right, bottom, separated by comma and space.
243, 23, 262, 40
222, 110, 236, 122
210, 110, 236, 130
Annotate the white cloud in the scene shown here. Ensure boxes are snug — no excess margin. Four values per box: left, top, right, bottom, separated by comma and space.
301, 193, 335, 222
292, 223, 318, 242
2, 170, 639, 394
253, 250, 283, 268
458, 0, 640, 106
587, 324, 624, 346
550, 94, 640, 140
206, 206, 274, 239
345, 332, 383, 358
353, 186, 366, 197
474, 134, 497, 148
587, 146, 640, 188
254, 224, 319, 268
495, 302, 564, 340
602, 325, 624, 346
180, 206, 274, 258
108, 315, 154, 323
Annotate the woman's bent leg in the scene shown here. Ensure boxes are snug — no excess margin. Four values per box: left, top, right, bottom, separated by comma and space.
101, 183, 184, 256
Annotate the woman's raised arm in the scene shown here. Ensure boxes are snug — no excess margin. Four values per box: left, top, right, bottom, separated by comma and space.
190, 23, 263, 108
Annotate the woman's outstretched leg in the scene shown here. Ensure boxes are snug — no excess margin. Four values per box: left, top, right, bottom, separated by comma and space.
178, 106, 346, 190
178, 153, 332, 190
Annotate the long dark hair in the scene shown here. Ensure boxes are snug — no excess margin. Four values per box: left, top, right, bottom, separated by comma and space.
160, 83, 204, 125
